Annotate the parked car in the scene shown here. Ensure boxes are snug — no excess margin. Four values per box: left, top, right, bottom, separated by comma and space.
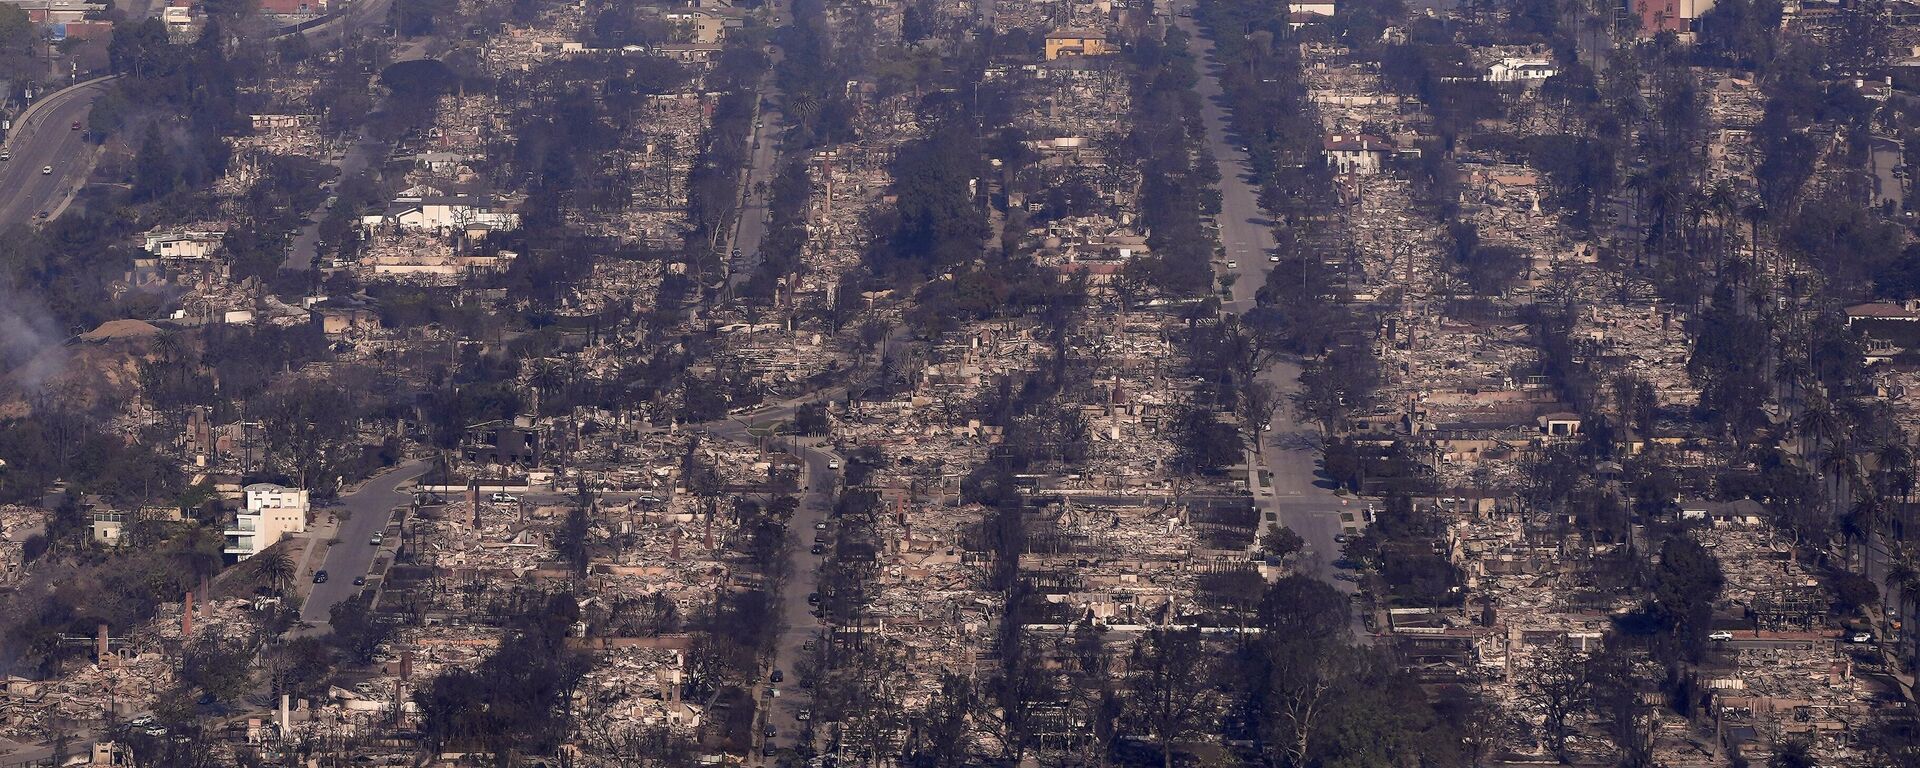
770, 669, 783, 683
1708, 631, 1734, 642
490, 492, 517, 503
796, 709, 811, 721
1851, 632, 1875, 644
352, 576, 366, 586
370, 533, 384, 546
313, 570, 329, 583
810, 543, 825, 555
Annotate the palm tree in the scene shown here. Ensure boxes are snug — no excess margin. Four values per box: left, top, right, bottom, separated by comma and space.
1877, 439, 1915, 503
252, 548, 297, 595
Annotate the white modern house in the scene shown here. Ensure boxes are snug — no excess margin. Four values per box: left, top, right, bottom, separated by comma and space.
141, 229, 225, 259
225, 483, 310, 560
361, 186, 520, 234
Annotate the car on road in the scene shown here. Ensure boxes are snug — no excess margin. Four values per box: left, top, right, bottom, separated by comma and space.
827, 459, 841, 470
1334, 533, 1351, 543
0, 151, 9, 160
490, 492, 517, 503
41, 165, 51, 175
71, 121, 81, 130
1225, 260, 1238, 269
370, 532, 384, 546
810, 543, 825, 555
796, 709, 811, 721
36, 211, 48, 220
1708, 631, 1734, 641
1269, 254, 1280, 262
1851, 632, 1875, 644
353, 576, 366, 586
762, 744, 778, 757
313, 570, 329, 583
807, 592, 820, 604
770, 669, 783, 683
813, 533, 826, 544
814, 522, 827, 530
763, 726, 776, 738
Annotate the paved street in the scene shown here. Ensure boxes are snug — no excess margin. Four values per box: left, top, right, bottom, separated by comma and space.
726, 0, 790, 291
0, 80, 110, 228
300, 459, 429, 627
1177, 10, 1356, 594
704, 406, 838, 761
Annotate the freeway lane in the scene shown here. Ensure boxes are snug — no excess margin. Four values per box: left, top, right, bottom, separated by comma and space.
300, 459, 429, 628
0, 80, 111, 228
1175, 9, 1357, 597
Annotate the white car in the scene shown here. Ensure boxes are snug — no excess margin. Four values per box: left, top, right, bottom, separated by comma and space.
490, 492, 517, 503
41, 165, 52, 175
1708, 631, 1733, 642
1851, 632, 1875, 644
1269, 255, 1281, 263
827, 460, 841, 470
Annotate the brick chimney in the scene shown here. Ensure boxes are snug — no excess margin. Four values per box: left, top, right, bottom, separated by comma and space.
182, 592, 194, 637
95, 623, 108, 662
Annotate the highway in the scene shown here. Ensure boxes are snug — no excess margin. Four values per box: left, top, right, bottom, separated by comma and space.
1176, 10, 1357, 597
0, 79, 111, 228
0, 0, 395, 233
299, 459, 429, 628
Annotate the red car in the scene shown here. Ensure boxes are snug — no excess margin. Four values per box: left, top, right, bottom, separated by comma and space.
70, 121, 80, 130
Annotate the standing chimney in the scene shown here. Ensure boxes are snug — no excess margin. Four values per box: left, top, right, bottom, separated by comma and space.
669, 529, 680, 561
182, 592, 194, 637
400, 650, 413, 680
279, 693, 291, 736
200, 576, 212, 620
95, 623, 108, 662
703, 515, 713, 551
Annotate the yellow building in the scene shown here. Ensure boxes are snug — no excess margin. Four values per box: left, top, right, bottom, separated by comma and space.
1044, 28, 1111, 60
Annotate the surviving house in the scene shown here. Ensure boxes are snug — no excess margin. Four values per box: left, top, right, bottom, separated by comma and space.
224, 483, 309, 560
1485, 58, 1556, 83
1323, 134, 1392, 175
142, 229, 225, 259
1044, 29, 1111, 61
361, 186, 520, 234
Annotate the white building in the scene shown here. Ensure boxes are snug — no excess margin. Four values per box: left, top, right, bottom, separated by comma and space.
1287, 0, 1335, 15
361, 186, 520, 233
225, 483, 310, 560
142, 230, 225, 259
1485, 57, 1557, 83
1323, 134, 1392, 176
